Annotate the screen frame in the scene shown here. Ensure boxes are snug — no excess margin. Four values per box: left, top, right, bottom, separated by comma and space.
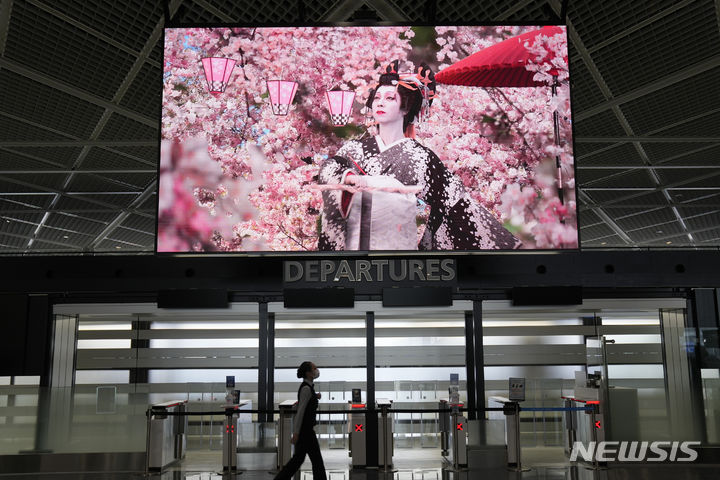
155, 20, 580, 257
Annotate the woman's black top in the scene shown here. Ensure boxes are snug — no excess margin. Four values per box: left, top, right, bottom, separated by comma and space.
297, 380, 318, 435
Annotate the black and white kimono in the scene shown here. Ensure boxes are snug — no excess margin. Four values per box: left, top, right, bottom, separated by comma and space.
318, 136, 520, 251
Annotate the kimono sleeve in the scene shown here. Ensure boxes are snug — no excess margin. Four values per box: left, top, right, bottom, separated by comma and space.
419, 148, 521, 250
317, 141, 364, 251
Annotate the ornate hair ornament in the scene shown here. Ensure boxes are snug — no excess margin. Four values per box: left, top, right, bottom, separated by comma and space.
398, 62, 437, 124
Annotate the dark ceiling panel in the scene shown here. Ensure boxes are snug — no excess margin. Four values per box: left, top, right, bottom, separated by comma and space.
655, 168, 720, 187
652, 110, 720, 138
579, 168, 657, 189
66, 173, 145, 193
110, 227, 154, 246
569, 0, 680, 51
0, 70, 106, 139
44, 211, 112, 234
98, 113, 157, 141
620, 66, 720, 134
615, 207, 677, 230
568, 52, 606, 112
694, 228, 720, 244
574, 109, 627, 137
118, 62, 162, 118
0, 234, 28, 250
4, 1, 139, 100
1, 173, 68, 192
81, 147, 154, 170
0, 214, 44, 238
48, 0, 163, 54
121, 214, 156, 233
592, 0, 720, 95
683, 210, 720, 231
641, 142, 719, 164
579, 223, 616, 242
0, 146, 82, 170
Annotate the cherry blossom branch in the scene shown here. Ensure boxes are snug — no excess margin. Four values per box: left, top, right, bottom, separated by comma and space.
310, 183, 423, 194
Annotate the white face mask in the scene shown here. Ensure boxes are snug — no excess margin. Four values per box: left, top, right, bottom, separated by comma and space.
312, 368, 320, 379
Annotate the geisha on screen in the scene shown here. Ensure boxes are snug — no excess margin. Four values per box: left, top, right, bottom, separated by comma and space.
158, 25, 576, 253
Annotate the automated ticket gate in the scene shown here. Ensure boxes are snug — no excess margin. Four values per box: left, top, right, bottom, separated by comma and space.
222, 401, 249, 472
348, 399, 393, 468
147, 400, 188, 472
277, 399, 296, 469
439, 399, 467, 470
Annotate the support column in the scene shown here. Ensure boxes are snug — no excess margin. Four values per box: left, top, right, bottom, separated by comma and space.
464, 310, 477, 420
660, 304, 704, 441
473, 300, 485, 418
258, 302, 270, 423
365, 310, 377, 467
36, 313, 78, 452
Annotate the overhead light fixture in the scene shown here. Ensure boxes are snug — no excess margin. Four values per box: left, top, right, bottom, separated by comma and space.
600, 242, 607, 245
666, 241, 672, 245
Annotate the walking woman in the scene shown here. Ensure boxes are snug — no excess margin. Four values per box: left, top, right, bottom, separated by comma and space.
274, 361, 326, 480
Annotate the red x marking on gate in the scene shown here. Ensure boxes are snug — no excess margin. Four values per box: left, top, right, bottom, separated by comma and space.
595, 421, 602, 429
355, 424, 364, 432
456, 423, 464, 431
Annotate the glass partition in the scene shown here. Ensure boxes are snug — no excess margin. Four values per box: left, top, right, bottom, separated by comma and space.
272, 305, 366, 451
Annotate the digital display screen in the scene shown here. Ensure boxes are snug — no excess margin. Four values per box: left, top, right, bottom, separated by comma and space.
158, 25, 576, 253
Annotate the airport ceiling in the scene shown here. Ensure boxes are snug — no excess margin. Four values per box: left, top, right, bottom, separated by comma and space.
0, 0, 719, 254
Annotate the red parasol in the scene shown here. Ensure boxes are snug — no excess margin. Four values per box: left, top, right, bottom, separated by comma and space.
435, 26, 566, 87
435, 26, 568, 206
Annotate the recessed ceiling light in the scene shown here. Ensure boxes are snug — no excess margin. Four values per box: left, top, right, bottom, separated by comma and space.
115, 246, 122, 249
656, 230, 663, 234
63, 235, 69, 239
666, 241, 672, 245
600, 242, 607, 245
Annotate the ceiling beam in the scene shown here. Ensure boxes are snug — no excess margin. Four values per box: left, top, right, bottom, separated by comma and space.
574, 54, 720, 123
0, 57, 157, 129
0, 174, 148, 208
0, 0, 12, 55
25, 0, 161, 69
320, 0, 368, 22
0, 170, 155, 174
576, 108, 720, 161
571, 0, 694, 60
0, 140, 157, 147
575, 136, 720, 143
365, 0, 409, 21
87, 181, 157, 251
0, 229, 83, 250
581, 203, 720, 209
577, 190, 633, 245
554, 0, 698, 245
578, 165, 719, 170
496, 0, 538, 20
0, 208, 154, 215
192, 0, 235, 21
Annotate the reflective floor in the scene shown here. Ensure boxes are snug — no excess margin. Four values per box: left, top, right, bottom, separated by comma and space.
1, 448, 719, 480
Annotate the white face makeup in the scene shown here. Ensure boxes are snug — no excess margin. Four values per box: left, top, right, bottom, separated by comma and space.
372, 85, 405, 125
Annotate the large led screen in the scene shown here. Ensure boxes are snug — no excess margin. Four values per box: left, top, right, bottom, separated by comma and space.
159, 25, 576, 253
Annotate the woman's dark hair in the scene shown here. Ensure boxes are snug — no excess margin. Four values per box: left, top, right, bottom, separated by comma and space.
297, 361, 313, 379
365, 60, 436, 134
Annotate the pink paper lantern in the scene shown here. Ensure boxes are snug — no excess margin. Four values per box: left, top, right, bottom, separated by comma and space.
201, 57, 237, 95
266, 80, 298, 115
325, 90, 355, 126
